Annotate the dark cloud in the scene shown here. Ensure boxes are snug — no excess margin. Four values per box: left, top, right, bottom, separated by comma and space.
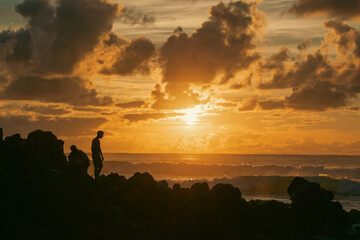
154, 0, 265, 109
2, 75, 113, 106
103, 32, 127, 47
0, 28, 32, 64
285, 82, 347, 111
0, 114, 107, 137
230, 83, 246, 89
101, 37, 155, 76
22, 104, 71, 115
116, 101, 146, 109
0, 71, 11, 88
117, 6, 155, 25
0, 0, 120, 106
237, 97, 258, 111
259, 51, 334, 89
14, 0, 120, 74
237, 98, 286, 111
324, 20, 360, 57
122, 112, 182, 123
288, 0, 360, 19
297, 39, 311, 53
261, 47, 290, 71
258, 100, 285, 110
258, 20, 360, 111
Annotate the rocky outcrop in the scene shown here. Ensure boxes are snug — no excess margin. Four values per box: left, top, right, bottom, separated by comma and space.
0, 129, 67, 169
0, 128, 359, 240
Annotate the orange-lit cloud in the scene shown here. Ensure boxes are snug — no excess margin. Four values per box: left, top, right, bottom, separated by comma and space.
0, 0, 359, 154
288, 0, 360, 20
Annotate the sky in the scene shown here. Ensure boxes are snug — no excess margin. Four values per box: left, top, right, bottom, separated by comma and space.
0, 0, 360, 155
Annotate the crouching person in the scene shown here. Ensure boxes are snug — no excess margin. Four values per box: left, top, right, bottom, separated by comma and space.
68, 145, 90, 175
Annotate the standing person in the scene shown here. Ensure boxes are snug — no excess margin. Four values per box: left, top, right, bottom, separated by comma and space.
91, 131, 104, 179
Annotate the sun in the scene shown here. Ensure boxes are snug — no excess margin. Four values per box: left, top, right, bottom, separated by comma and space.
182, 107, 201, 126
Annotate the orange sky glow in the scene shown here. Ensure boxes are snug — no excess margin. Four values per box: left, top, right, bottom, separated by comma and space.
0, 0, 360, 155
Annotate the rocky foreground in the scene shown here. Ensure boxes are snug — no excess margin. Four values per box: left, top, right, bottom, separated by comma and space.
0, 130, 359, 240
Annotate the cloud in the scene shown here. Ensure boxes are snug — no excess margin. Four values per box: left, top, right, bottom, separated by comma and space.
117, 6, 155, 25
256, 20, 360, 111
103, 32, 127, 47
14, 0, 120, 75
122, 112, 182, 123
154, 0, 266, 109
116, 101, 146, 109
216, 102, 237, 108
261, 47, 290, 71
21, 104, 71, 115
0, 114, 107, 137
288, 0, 360, 20
2, 75, 113, 106
0, 28, 32, 65
101, 36, 155, 76
237, 97, 285, 111
324, 19, 360, 58
151, 83, 202, 110
259, 51, 333, 89
297, 39, 312, 53
284, 82, 347, 111
237, 96, 258, 111
258, 100, 285, 110
0, 0, 121, 106
72, 107, 104, 112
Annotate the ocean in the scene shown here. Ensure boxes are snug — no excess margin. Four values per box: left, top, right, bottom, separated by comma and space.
88, 153, 360, 211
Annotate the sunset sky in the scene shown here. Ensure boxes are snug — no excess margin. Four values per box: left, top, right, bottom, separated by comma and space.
1, 0, 360, 154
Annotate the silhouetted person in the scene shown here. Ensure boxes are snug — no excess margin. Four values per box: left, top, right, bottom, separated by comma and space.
68, 145, 90, 174
92, 131, 104, 179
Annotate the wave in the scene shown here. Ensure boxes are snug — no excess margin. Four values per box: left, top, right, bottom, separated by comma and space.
101, 161, 360, 181
168, 176, 360, 196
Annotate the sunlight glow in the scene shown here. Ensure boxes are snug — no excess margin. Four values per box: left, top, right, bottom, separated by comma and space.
182, 107, 201, 126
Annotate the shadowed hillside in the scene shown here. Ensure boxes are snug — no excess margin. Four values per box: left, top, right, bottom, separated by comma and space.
0, 129, 359, 240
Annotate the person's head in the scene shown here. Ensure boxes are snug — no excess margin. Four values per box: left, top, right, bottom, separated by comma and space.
70, 145, 78, 152
97, 130, 104, 138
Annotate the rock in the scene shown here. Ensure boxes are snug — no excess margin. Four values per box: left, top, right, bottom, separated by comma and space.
288, 177, 334, 209
1, 129, 67, 169
27, 130, 67, 168
209, 183, 243, 203
190, 182, 210, 194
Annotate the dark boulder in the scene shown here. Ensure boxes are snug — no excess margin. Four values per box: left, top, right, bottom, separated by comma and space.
1, 129, 67, 170
288, 177, 353, 237
27, 130, 67, 168
288, 176, 334, 209
209, 183, 244, 204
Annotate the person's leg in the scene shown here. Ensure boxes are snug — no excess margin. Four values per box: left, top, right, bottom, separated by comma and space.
94, 163, 100, 179
98, 160, 103, 176
93, 154, 100, 179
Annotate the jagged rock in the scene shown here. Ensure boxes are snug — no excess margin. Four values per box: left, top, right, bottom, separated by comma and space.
1, 129, 67, 169
1, 129, 358, 240
288, 177, 353, 237
288, 176, 334, 209
27, 130, 67, 168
